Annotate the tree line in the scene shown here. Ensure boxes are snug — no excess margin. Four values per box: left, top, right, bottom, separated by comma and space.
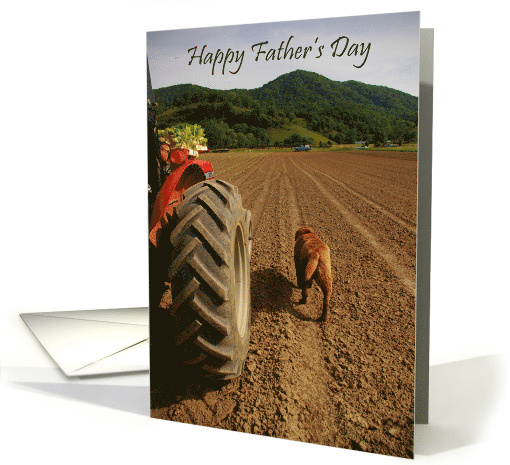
153, 70, 418, 149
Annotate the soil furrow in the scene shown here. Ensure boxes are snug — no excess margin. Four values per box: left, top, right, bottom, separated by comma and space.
270, 155, 341, 444
291, 158, 416, 296
294, 157, 417, 274
152, 149, 416, 458
302, 161, 417, 234
300, 152, 417, 223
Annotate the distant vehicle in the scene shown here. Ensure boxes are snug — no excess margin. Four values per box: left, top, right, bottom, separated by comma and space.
294, 144, 311, 151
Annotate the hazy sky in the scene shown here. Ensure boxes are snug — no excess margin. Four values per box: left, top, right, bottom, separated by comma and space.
147, 11, 420, 96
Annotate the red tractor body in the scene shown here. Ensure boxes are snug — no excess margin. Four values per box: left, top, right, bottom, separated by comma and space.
149, 148, 213, 247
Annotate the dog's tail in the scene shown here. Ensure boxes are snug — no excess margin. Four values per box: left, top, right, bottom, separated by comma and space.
304, 252, 320, 284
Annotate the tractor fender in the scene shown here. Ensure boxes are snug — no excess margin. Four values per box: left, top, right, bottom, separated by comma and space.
149, 159, 214, 247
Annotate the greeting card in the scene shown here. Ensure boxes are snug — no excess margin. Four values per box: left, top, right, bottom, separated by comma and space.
147, 12, 431, 458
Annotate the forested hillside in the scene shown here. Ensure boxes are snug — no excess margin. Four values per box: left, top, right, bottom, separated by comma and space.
153, 70, 418, 149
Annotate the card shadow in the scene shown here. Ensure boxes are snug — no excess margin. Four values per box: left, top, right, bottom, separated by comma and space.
8, 368, 150, 416
414, 354, 505, 456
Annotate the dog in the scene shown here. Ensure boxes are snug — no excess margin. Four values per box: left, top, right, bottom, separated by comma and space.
294, 227, 333, 322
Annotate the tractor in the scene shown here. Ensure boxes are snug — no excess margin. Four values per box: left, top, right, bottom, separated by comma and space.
147, 65, 252, 380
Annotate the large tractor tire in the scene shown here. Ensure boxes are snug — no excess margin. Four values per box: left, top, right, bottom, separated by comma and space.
166, 179, 252, 380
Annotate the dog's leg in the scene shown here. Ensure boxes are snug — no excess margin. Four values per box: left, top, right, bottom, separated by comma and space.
304, 253, 320, 284
299, 252, 319, 305
295, 257, 307, 303
316, 262, 332, 322
317, 286, 331, 321
294, 255, 305, 289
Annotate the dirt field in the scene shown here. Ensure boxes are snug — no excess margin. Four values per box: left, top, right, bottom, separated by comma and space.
151, 150, 417, 458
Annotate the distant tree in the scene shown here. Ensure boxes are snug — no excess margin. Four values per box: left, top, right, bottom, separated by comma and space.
245, 133, 257, 148
283, 133, 304, 146
333, 132, 347, 144
201, 120, 229, 148
236, 133, 247, 148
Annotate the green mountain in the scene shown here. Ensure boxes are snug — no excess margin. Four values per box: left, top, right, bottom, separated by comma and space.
153, 70, 418, 148
247, 70, 416, 119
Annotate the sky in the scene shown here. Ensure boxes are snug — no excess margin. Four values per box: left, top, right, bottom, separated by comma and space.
147, 11, 420, 96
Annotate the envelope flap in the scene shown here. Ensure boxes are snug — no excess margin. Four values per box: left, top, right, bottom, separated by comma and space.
74, 340, 149, 376
26, 308, 148, 325
20, 313, 148, 376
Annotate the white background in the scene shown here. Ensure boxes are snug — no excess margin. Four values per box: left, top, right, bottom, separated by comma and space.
1, 1, 509, 464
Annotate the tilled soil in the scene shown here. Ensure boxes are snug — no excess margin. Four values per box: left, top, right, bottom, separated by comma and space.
151, 150, 416, 458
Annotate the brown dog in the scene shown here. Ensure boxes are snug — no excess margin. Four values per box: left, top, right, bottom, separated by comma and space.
294, 227, 333, 321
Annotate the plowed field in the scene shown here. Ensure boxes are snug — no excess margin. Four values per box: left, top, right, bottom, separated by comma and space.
151, 150, 417, 458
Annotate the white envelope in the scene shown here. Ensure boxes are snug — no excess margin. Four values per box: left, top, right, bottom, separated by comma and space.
20, 308, 149, 377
